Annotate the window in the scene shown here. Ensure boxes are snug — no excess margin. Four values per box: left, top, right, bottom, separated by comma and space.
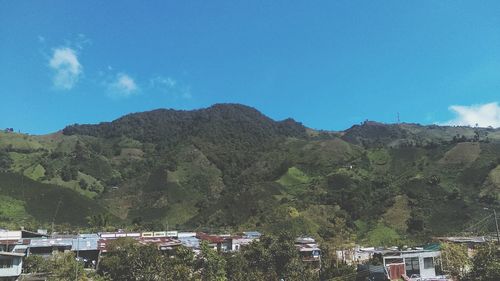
424, 257, 434, 269
0, 258, 13, 269
405, 257, 420, 276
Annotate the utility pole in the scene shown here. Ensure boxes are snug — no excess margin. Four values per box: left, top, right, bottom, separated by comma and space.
51, 199, 62, 235
494, 209, 500, 244
484, 208, 500, 243
75, 230, 80, 281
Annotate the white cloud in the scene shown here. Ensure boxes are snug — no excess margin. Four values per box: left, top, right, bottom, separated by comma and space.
445, 102, 500, 128
150, 76, 192, 99
74, 33, 92, 50
108, 73, 139, 97
49, 47, 82, 90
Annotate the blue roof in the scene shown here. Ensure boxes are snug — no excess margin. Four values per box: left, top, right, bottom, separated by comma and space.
243, 231, 262, 238
27, 236, 99, 251
179, 237, 200, 248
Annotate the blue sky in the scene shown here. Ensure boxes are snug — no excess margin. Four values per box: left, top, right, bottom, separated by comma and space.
2, 1, 500, 134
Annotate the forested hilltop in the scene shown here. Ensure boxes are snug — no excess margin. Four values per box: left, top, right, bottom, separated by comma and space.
1, 103, 500, 246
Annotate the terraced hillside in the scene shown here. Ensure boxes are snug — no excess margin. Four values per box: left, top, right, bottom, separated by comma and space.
0, 104, 499, 246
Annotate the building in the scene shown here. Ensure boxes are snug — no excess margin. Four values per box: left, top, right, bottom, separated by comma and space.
0, 231, 24, 281
179, 236, 200, 250
231, 237, 255, 251
196, 233, 231, 252
295, 237, 321, 263
98, 232, 181, 254
0, 251, 24, 281
383, 249, 447, 280
0, 231, 21, 253
242, 231, 262, 239
337, 246, 377, 265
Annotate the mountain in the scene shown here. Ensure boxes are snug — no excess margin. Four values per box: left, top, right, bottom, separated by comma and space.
1, 103, 499, 245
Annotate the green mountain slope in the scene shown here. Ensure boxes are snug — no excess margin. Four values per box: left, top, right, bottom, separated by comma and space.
1, 104, 499, 245
0, 172, 106, 228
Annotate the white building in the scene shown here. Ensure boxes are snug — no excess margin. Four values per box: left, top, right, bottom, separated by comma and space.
383, 249, 447, 280
0, 251, 24, 281
231, 238, 255, 251
336, 246, 376, 265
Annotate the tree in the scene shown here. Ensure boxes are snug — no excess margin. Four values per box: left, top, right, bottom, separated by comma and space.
164, 246, 199, 281
224, 251, 251, 281
319, 244, 356, 281
198, 241, 227, 281
99, 238, 137, 280
98, 238, 163, 281
87, 213, 111, 230
241, 235, 277, 280
440, 243, 470, 280
23, 255, 50, 274
270, 232, 303, 279
24, 251, 109, 281
237, 232, 316, 281
74, 140, 88, 161
466, 243, 500, 281
79, 179, 88, 190
49, 251, 86, 281
61, 165, 78, 181
0, 150, 12, 172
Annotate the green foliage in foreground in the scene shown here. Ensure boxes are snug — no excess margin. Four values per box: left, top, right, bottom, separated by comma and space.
97, 233, 355, 281
465, 243, 500, 281
440, 242, 471, 280
440, 242, 500, 281
23, 241, 500, 281
24, 251, 108, 281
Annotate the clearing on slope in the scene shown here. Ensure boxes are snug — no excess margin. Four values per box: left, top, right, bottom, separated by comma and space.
439, 142, 481, 165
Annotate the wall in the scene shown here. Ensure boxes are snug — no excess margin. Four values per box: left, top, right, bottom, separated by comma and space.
0, 256, 22, 278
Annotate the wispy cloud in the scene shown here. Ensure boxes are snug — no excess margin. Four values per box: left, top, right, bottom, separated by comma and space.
444, 102, 500, 128
73, 33, 92, 50
107, 73, 139, 97
150, 75, 192, 99
49, 47, 82, 90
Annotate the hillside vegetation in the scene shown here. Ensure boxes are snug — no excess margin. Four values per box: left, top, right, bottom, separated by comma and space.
1, 104, 499, 245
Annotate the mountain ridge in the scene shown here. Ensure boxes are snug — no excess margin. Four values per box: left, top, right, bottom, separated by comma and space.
1, 103, 499, 246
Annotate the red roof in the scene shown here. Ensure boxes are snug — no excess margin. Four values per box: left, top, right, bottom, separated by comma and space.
196, 233, 227, 244
98, 237, 181, 252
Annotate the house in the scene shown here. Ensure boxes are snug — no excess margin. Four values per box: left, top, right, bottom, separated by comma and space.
383, 249, 447, 280
13, 234, 101, 268
24, 237, 73, 256
196, 233, 231, 252
231, 237, 256, 251
242, 231, 262, 239
178, 232, 197, 239
138, 237, 182, 253
295, 237, 321, 263
337, 246, 377, 265
179, 236, 200, 250
0, 251, 24, 281
0, 231, 22, 253
71, 234, 100, 267
98, 232, 181, 254
0, 230, 25, 281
